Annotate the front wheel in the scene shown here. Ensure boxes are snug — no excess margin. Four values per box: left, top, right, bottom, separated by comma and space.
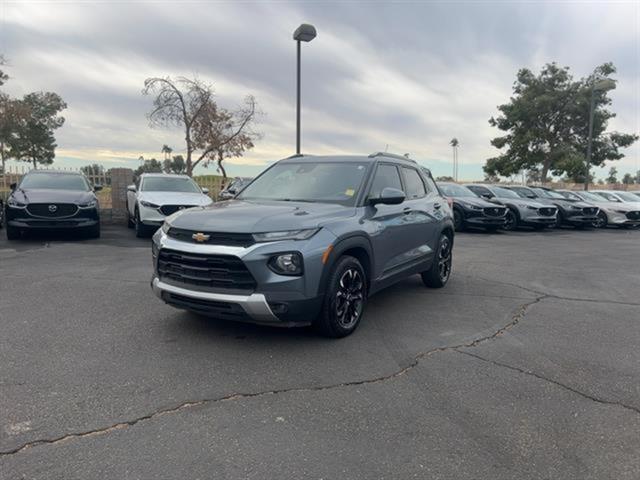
503, 209, 518, 231
421, 233, 453, 288
592, 211, 608, 229
6, 224, 20, 240
453, 208, 465, 231
134, 208, 150, 238
315, 256, 367, 338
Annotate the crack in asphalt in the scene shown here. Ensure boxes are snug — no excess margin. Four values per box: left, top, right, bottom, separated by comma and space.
0, 294, 547, 457
456, 350, 640, 415
470, 275, 640, 307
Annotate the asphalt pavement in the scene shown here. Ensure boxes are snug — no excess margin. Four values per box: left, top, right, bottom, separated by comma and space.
0, 225, 638, 479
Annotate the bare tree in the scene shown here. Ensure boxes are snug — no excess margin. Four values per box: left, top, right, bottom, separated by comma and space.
143, 76, 259, 177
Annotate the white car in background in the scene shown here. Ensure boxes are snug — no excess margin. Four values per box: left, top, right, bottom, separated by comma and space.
126, 173, 213, 237
558, 190, 640, 229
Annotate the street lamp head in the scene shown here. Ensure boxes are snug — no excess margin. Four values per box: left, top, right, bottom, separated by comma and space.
293, 23, 317, 42
593, 78, 616, 91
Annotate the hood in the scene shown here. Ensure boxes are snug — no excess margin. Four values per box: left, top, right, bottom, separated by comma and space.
542, 198, 594, 209
594, 200, 640, 212
168, 199, 355, 233
138, 191, 212, 206
452, 196, 496, 208
11, 188, 96, 204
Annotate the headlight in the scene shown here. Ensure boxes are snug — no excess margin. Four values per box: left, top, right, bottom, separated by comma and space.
7, 198, 27, 208
268, 252, 304, 276
253, 228, 320, 243
615, 210, 628, 214
161, 222, 171, 234
78, 200, 97, 209
140, 200, 160, 209
524, 205, 537, 210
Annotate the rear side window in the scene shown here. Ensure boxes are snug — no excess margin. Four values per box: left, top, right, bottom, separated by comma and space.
369, 164, 402, 199
402, 167, 427, 199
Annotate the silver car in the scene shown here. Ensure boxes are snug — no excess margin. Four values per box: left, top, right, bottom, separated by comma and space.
558, 190, 640, 228
464, 184, 557, 231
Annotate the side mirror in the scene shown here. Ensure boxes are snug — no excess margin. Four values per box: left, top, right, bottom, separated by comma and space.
370, 187, 406, 206
226, 188, 236, 196
127, 185, 136, 192
10, 182, 17, 191
481, 193, 493, 199
201, 187, 209, 195
94, 185, 103, 192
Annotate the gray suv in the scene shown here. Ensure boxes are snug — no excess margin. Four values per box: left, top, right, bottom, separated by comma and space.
151, 153, 455, 337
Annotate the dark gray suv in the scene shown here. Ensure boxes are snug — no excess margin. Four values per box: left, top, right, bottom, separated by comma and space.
151, 153, 455, 337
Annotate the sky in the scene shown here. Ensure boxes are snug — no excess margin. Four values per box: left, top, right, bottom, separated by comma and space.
0, 0, 638, 181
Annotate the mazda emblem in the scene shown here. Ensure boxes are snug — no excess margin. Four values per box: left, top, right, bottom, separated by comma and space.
48, 205, 58, 213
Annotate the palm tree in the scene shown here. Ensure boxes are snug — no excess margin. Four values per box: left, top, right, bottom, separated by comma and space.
161, 144, 173, 161
450, 138, 459, 181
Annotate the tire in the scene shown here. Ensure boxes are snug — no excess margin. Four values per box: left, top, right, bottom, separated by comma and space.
6, 224, 20, 240
127, 211, 134, 229
453, 208, 465, 231
134, 208, 150, 238
592, 211, 607, 229
421, 233, 453, 288
503, 209, 518, 231
315, 255, 367, 338
87, 223, 101, 239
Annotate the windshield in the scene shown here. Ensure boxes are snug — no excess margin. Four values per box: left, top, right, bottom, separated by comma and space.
534, 188, 565, 199
578, 191, 607, 202
141, 176, 201, 193
511, 187, 537, 198
493, 187, 520, 198
238, 161, 369, 206
594, 192, 620, 202
20, 173, 90, 191
559, 191, 582, 201
615, 192, 640, 202
439, 184, 476, 198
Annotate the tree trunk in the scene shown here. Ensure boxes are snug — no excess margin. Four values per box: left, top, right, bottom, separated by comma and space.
33, 157, 37, 169
541, 162, 550, 185
217, 150, 227, 180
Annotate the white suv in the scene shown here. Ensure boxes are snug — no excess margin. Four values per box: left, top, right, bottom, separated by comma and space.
126, 174, 213, 237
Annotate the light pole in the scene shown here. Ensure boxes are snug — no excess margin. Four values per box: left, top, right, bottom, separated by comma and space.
293, 23, 317, 155
584, 78, 616, 190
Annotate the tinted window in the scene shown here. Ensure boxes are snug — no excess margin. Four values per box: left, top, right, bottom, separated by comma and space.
20, 173, 89, 191
141, 177, 201, 193
238, 162, 368, 206
439, 184, 476, 198
493, 187, 520, 198
368, 164, 402, 199
402, 167, 426, 199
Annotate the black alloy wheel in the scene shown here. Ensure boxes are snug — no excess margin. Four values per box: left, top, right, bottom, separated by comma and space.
421, 234, 453, 288
503, 209, 518, 231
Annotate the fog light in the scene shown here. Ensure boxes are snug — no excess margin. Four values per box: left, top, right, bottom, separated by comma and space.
269, 252, 303, 276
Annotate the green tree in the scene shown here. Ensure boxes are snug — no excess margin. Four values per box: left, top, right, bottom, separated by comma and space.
161, 144, 172, 160
606, 166, 618, 184
10, 92, 67, 169
134, 157, 163, 178
0, 55, 8, 87
485, 62, 638, 183
163, 154, 186, 174
622, 173, 634, 185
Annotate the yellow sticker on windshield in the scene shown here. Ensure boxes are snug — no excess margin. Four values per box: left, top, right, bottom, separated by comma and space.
345, 188, 355, 197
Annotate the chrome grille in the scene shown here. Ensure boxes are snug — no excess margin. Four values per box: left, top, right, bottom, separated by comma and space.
483, 207, 506, 217
626, 211, 640, 221
167, 228, 255, 247
538, 207, 556, 216
582, 207, 598, 216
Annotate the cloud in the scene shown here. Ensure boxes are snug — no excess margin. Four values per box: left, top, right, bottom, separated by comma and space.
0, 0, 637, 180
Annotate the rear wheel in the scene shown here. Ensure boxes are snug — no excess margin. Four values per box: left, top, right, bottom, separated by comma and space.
553, 210, 564, 229
421, 233, 453, 288
315, 256, 367, 338
503, 209, 518, 231
592, 211, 607, 229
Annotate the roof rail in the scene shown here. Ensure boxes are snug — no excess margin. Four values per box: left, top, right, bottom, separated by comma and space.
368, 152, 417, 163
285, 153, 306, 159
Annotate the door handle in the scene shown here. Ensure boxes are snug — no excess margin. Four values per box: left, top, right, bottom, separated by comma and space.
403, 207, 412, 214
433, 203, 442, 209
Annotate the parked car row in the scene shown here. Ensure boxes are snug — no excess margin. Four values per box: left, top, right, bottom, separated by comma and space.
439, 182, 640, 232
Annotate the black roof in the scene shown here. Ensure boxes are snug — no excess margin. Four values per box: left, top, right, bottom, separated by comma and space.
280, 152, 420, 167
26, 170, 83, 176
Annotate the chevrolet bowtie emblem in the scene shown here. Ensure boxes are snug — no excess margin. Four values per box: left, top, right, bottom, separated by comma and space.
192, 232, 210, 243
